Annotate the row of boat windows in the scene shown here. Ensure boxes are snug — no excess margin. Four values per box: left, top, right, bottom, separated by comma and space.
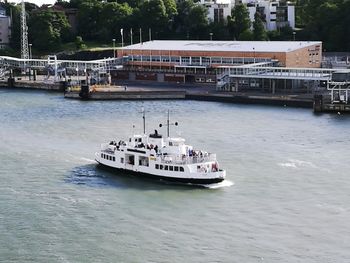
101, 153, 115, 162
155, 164, 184, 172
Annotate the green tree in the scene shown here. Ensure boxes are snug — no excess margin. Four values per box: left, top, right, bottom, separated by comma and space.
139, 0, 168, 34
76, 0, 103, 40
186, 4, 208, 39
229, 4, 251, 40
300, 0, 350, 51
28, 10, 71, 51
163, 0, 177, 18
75, 36, 85, 49
253, 12, 268, 40
239, 29, 253, 41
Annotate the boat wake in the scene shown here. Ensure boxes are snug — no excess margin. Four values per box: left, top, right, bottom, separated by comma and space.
278, 159, 317, 169
201, 179, 234, 189
80, 157, 96, 163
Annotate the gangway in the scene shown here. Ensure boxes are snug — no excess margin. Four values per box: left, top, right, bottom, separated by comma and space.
217, 66, 335, 81
0, 55, 125, 72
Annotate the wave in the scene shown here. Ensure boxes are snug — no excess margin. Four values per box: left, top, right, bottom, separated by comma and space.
203, 179, 234, 189
278, 159, 317, 169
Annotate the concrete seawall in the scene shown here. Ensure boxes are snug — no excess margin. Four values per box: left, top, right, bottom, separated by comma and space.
0, 79, 63, 91
0, 77, 314, 108
64, 90, 186, 100
186, 93, 313, 108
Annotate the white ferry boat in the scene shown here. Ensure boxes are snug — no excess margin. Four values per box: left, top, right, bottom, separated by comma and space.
95, 111, 226, 184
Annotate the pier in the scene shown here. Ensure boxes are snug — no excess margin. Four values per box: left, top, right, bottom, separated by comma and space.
1, 54, 350, 113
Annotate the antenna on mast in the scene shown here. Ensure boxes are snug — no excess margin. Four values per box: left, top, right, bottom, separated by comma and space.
159, 110, 178, 138
141, 107, 146, 134
20, 0, 29, 62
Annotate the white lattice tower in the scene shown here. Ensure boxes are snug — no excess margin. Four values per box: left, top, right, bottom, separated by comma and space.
20, 0, 29, 60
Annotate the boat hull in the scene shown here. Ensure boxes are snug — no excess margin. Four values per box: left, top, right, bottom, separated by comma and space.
96, 161, 225, 185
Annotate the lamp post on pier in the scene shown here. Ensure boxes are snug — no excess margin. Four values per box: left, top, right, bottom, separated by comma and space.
209, 32, 213, 41
253, 47, 255, 63
29, 43, 32, 60
112, 38, 116, 58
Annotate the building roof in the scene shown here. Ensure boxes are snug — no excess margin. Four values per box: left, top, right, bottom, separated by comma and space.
122, 40, 322, 53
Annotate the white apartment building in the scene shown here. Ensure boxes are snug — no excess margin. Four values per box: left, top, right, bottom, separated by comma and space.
199, 0, 232, 24
241, 0, 295, 31
0, 7, 11, 49
199, 0, 295, 31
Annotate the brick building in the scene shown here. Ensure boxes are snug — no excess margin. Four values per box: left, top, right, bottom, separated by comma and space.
114, 40, 322, 83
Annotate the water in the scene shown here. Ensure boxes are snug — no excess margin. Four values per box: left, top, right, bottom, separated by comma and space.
1, 89, 350, 262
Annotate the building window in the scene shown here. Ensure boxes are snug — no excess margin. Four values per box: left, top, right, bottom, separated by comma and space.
181, 57, 190, 64
211, 57, 221, 64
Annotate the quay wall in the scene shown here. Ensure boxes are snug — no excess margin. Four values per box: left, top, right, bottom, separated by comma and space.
186, 93, 313, 108
0, 79, 63, 91
64, 90, 186, 100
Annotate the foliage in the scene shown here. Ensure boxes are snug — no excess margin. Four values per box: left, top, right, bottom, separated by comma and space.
229, 4, 251, 40
2, 0, 350, 52
75, 36, 85, 49
253, 12, 268, 41
28, 10, 71, 51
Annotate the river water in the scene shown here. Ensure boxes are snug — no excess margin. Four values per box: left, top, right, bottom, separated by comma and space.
1, 89, 350, 262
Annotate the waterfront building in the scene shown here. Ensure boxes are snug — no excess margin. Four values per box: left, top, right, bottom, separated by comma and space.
0, 6, 11, 49
199, 0, 232, 24
113, 40, 324, 93
241, 0, 295, 30
199, 0, 295, 31
114, 40, 322, 84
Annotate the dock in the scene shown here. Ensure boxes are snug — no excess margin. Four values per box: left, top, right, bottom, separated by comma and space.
0, 78, 64, 91
64, 90, 186, 100
187, 93, 313, 108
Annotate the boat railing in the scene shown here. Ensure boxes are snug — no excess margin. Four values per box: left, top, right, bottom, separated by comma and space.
160, 153, 216, 165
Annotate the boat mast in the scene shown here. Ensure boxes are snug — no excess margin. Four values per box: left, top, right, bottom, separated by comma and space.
142, 107, 146, 134
167, 110, 170, 138
159, 110, 178, 138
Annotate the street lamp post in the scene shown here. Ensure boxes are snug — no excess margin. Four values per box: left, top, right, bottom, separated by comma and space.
210, 32, 213, 41
29, 43, 32, 60
253, 47, 255, 63
112, 38, 116, 58
28, 43, 32, 80
293, 31, 296, 41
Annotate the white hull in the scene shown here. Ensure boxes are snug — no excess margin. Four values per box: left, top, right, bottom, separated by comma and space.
95, 150, 226, 184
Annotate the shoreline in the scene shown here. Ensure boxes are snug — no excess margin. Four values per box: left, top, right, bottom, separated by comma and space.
0, 79, 315, 108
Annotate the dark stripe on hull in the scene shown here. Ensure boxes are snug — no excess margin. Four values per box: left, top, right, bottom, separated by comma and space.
96, 161, 224, 185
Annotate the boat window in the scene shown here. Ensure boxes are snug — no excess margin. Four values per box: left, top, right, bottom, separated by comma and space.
155, 164, 159, 169
169, 142, 173, 146
139, 156, 149, 167
164, 165, 168, 170
180, 167, 184, 172
101, 153, 103, 158
129, 138, 131, 142
121, 158, 124, 163
174, 166, 179, 172
160, 165, 163, 170
169, 166, 173, 171
113, 157, 115, 162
